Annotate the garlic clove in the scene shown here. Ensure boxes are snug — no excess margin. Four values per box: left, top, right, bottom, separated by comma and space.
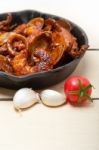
13, 88, 40, 110
40, 89, 66, 107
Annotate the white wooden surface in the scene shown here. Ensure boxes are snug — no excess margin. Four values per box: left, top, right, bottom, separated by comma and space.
0, 1, 99, 150
0, 51, 99, 150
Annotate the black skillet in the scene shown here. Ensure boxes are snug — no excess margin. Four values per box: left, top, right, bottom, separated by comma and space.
0, 10, 88, 89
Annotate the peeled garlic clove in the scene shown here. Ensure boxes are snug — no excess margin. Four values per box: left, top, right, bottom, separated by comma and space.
13, 88, 40, 110
40, 89, 66, 107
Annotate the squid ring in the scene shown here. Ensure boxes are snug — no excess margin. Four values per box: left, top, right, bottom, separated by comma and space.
7, 33, 28, 56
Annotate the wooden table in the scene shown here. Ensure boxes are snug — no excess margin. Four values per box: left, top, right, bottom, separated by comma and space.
0, 50, 99, 150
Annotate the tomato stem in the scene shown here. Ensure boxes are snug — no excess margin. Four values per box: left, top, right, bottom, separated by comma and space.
69, 79, 93, 104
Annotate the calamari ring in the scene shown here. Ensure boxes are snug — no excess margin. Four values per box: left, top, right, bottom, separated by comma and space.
7, 33, 28, 56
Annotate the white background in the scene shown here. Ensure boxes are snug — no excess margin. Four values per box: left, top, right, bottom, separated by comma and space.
0, 0, 99, 48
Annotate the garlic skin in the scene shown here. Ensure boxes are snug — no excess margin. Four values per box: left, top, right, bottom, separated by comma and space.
40, 89, 66, 107
13, 88, 40, 110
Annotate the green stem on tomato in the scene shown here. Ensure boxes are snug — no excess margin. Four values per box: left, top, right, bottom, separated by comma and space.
69, 79, 93, 104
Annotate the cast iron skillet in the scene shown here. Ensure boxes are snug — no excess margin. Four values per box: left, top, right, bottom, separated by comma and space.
0, 10, 88, 89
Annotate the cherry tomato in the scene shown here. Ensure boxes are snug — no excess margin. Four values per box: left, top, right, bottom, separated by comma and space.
64, 76, 93, 105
